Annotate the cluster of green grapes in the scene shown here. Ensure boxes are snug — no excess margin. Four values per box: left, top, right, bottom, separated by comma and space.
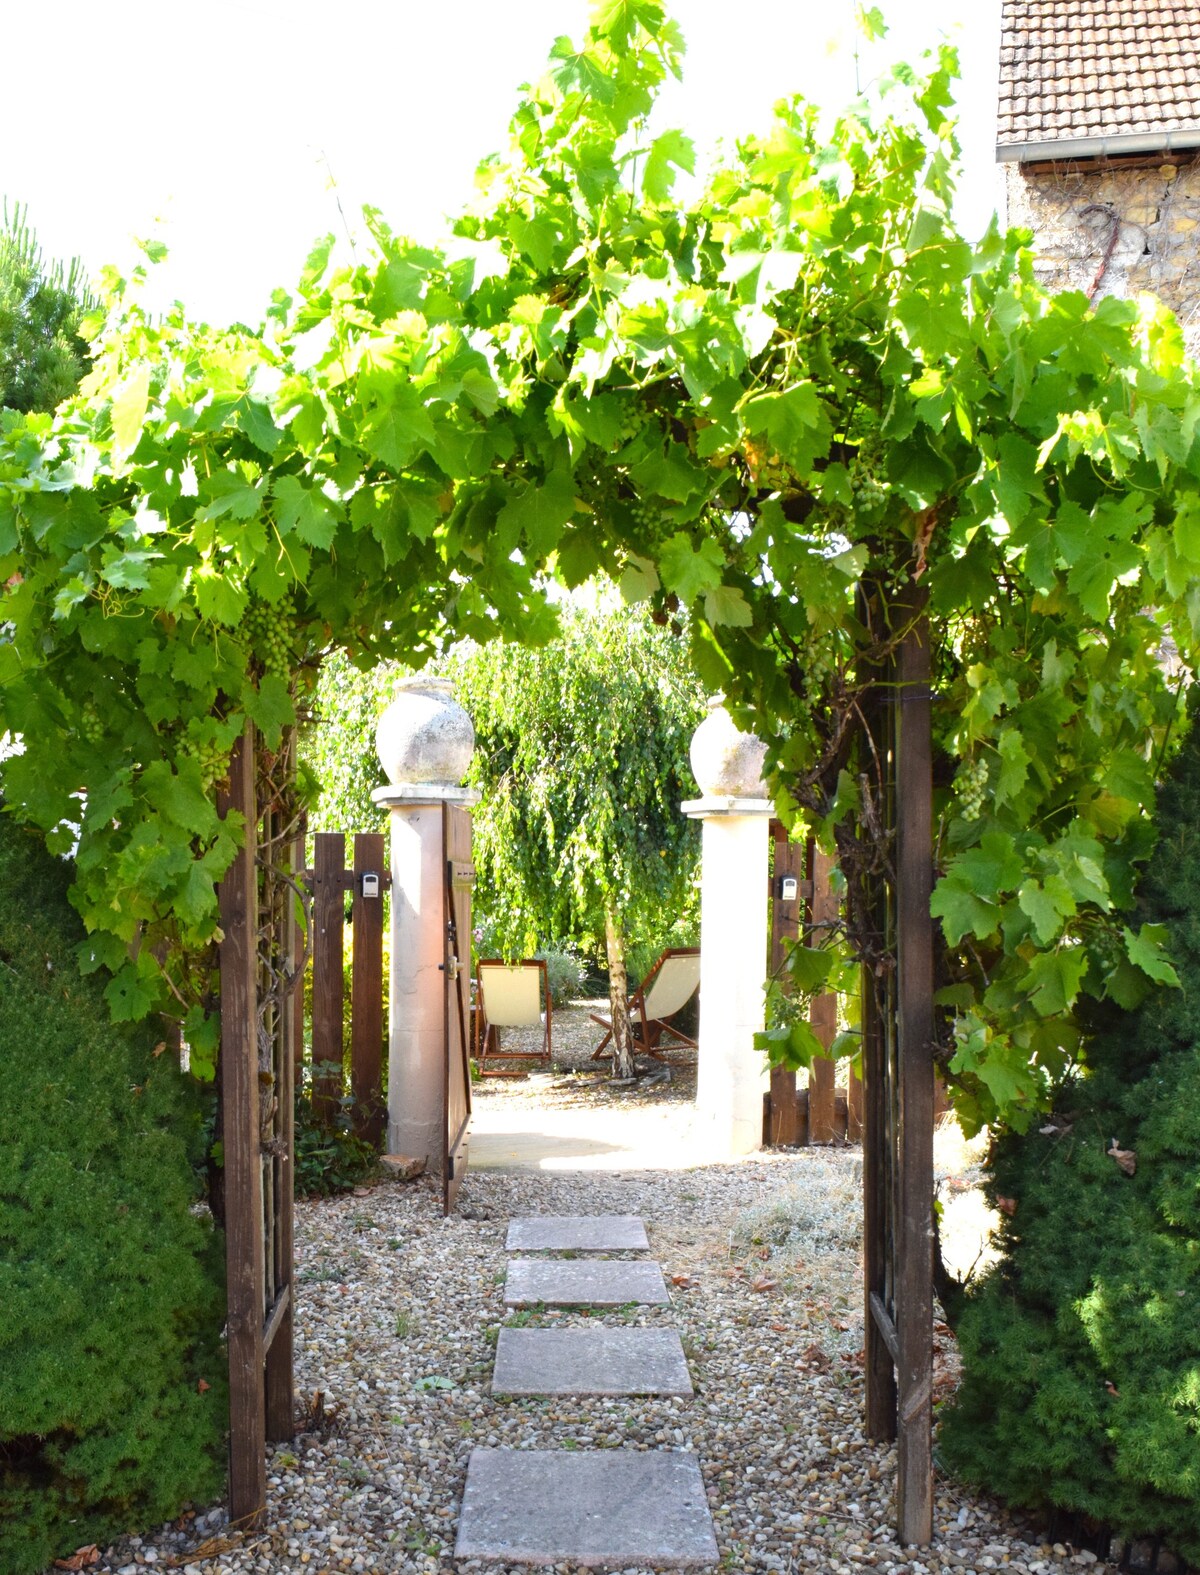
612, 407, 640, 447
187, 735, 229, 793
956, 756, 989, 820
243, 596, 298, 679
627, 494, 658, 527
78, 703, 104, 745
849, 436, 889, 514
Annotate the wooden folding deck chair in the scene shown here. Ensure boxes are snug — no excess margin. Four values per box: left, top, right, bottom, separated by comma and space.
590, 946, 700, 1061
474, 959, 552, 1076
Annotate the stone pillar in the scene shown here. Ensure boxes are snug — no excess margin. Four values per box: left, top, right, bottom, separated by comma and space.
372, 677, 477, 1169
683, 700, 773, 1158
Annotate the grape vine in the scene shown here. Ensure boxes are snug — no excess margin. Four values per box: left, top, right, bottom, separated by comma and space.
0, 0, 1196, 1130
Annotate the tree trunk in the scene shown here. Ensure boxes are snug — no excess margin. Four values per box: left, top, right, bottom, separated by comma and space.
604, 900, 636, 1080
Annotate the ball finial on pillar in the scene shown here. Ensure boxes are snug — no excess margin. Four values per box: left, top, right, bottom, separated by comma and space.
689, 696, 769, 799
375, 676, 475, 792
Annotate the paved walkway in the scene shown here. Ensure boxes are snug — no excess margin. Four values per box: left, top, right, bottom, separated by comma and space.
454, 1213, 720, 1567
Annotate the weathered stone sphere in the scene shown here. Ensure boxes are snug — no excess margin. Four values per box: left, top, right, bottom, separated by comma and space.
375, 677, 475, 788
689, 697, 768, 798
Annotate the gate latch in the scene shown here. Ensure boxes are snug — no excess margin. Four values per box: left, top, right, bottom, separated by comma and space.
445, 956, 460, 982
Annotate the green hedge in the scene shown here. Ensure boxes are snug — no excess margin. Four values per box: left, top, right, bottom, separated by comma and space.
0, 813, 227, 1574
939, 714, 1200, 1557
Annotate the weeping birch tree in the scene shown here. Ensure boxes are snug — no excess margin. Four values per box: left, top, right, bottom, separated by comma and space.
444, 601, 704, 1079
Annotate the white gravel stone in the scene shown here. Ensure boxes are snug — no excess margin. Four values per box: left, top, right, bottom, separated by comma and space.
83, 1145, 1110, 1575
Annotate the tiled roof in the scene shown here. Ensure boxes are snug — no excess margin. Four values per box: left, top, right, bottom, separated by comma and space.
998, 0, 1200, 154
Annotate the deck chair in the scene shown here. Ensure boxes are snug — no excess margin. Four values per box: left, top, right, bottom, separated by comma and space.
590, 946, 700, 1061
474, 959, 552, 1075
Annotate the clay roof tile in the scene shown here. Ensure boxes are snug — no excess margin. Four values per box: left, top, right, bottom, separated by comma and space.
998, 0, 1200, 150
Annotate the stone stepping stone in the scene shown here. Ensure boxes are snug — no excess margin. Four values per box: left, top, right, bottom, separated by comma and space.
506, 1214, 649, 1252
494, 1326, 693, 1397
504, 1257, 669, 1307
455, 1447, 718, 1567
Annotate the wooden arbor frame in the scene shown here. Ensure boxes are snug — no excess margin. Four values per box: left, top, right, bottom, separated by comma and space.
216, 722, 301, 1526
209, 602, 936, 1542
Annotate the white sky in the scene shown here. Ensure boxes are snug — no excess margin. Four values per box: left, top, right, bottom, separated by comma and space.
4, 0, 1001, 327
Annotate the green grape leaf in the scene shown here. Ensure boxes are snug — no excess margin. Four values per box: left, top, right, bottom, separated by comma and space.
658, 533, 723, 600
104, 962, 158, 1022
704, 583, 753, 628
1123, 923, 1180, 986
110, 368, 152, 455
742, 382, 832, 475
496, 469, 577, 557
785, 944, 836, 990
643, 129, 695, 202
193, 566, 248, 626
273, 476, 339, 549
1017, 877, 1075, 946
244, 673, 295, 748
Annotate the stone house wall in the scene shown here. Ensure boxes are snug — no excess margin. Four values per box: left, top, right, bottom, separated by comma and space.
1005, 157, 1200, 347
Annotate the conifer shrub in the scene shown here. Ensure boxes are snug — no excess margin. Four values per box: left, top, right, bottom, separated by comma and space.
939, 715, 1200, 1557
0, 813, 227, 1574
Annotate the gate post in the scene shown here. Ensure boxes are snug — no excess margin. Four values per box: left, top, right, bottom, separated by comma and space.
683, 699, 773, 1157
373, 678, 477, 1171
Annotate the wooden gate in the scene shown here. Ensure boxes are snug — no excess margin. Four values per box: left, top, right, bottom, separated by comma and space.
442, 803, 473, 1216
216, 721, 299, 1526
307, 831, 390, 1143
764, 833, 862, 1145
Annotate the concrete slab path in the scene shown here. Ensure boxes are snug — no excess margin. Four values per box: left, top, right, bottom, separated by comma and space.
493, 1326, 694, 1397
505, 1214, 649, 1251
454, 1447, 719, 1567
504, 1256, 671, 1308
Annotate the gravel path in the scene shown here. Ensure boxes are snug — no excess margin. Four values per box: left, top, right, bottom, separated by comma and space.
84, 1139, 1110, 1575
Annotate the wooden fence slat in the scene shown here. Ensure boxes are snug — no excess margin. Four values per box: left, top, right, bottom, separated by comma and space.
767, 837, 807, 1145
768, 1064, 805, 1146
311, 833, 346, 1123
807, 846, 838, 1143
769, 837, 805, 974
218, 723, 266, 1526
350, 832, 386, 1146
847, 1066, 863, 1141
894, 599, 935, 1546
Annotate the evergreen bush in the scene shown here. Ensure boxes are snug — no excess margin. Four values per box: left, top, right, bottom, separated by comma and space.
939, 712, 1200, 1557
0, 814, 227, 1574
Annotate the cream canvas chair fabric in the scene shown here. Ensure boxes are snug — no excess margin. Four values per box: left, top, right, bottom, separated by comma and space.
590, 947, 700, 1061
475, 959, 551, 1072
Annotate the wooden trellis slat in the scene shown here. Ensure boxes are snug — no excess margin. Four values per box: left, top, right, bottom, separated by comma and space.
311, 832, 346, 1124
350, 832, 386, 1146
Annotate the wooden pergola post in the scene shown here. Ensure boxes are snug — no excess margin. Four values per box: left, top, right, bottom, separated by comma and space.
218, 723, 266, 1526
894, 597, 935, 1545
859, 586, 935, 1545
